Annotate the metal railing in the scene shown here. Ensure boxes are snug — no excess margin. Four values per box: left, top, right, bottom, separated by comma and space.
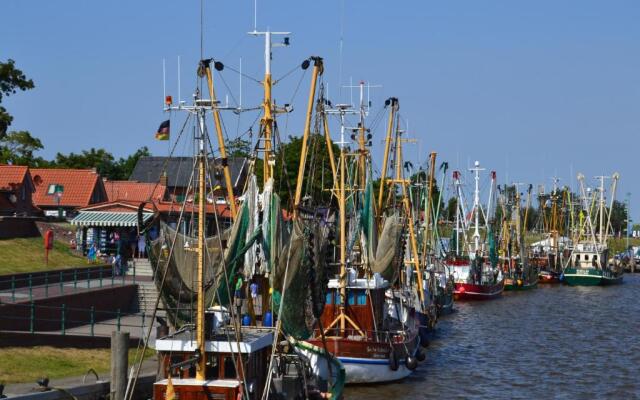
0, 264, 139, 303
1, 302, 148, 338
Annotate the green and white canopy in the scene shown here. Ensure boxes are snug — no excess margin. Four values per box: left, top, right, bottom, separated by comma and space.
71, 211, 153, 227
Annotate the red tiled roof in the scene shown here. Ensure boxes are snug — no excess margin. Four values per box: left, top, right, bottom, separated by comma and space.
31, 168, 103, 207
0, 165, 29, 191
78, 199, 231, 218
155, 201, 232, 218
103, 180, 166, 203
80, 200, 154, 213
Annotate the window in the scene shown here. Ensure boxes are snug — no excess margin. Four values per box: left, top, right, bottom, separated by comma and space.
357, 291, 367, 305
47, 184, 57, 195
346, 290, 368, 306
206, 354, 219, 379
223, 356, 237, 379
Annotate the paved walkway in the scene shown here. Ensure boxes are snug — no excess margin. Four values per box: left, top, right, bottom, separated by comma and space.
0, 275, 152, 304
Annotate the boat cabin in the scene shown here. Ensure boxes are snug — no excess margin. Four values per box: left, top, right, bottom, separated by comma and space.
572, 243, 607, 269
153, 326, 273, 400
319, 273, 389, 340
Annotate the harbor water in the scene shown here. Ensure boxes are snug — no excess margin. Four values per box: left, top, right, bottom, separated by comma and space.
346, 274, 640, 399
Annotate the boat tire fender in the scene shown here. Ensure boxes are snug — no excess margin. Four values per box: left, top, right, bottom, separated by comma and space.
406, 356, 418, 371
388, 350, 399, 371
416, 349, 426, 362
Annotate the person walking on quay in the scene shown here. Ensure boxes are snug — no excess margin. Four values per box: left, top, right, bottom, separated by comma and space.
137, 234, 146, 258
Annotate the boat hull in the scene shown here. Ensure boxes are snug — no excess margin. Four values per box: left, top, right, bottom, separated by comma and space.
307, 333, 420, 384
563, 268, 602, 286
454, 281, 504, 300
538, 271, 560, 284
338, 356, 413, 383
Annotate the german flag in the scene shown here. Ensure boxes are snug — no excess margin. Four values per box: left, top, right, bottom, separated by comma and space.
155, 120, 170, 140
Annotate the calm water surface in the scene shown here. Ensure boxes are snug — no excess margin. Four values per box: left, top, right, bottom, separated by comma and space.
345, 274, 640, 399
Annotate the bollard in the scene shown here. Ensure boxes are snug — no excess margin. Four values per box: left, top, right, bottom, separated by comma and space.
99, 268, 103, 288
30, 302, 35, 333
116, 309, 121, 332
141, 311, 145, 331
59, 271, 64, 294
73, 269, 78, 290
61, 304, 66, 335
11, 276, 15, 302
132, 262, 136, 285
111, 267, 115, 286
44, 272, 49, 298
110, 331, 129, 400
28, 274, 33, 301
87, 269, 91, 289
90, 306, 95, 337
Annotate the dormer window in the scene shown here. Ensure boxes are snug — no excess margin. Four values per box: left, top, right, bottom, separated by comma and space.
47, 184, 57, 195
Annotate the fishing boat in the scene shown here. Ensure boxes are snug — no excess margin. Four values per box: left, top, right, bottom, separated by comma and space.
499, 186, 538, 291
531, 180, 569, 284
563, 173, 624, 286
448, 163, 504, 300
306, 97, 423, 383
124, 22, 345, 400
416, 154, 455, 317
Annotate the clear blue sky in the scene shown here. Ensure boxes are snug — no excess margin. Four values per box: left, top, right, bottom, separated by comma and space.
2, 0, 639, 219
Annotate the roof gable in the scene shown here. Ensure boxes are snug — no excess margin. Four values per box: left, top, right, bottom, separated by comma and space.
0, 165, 30, 192
129, 156, 247, 189
31, 168, 104, 207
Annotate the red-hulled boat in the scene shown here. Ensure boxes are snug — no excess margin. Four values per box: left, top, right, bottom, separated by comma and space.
449, 258, 504, 300
448, 162, 504, 301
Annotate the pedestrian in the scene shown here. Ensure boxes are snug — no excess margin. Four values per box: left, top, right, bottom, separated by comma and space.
137, 235, 146, 258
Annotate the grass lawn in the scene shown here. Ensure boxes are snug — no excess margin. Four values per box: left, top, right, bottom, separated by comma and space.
0, 346, 155, 384
0, 237, 90, 275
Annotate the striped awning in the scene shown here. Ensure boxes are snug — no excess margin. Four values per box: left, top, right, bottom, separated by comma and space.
71, 211, 153, 227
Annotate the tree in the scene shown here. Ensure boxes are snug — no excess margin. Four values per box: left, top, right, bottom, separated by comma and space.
114, 146, 150, 180
0, 130, 47, 166
0, 59, 35, 137
609, 200, 627, 236
269, 134, 338, 208
53, 148, 117, 177
445, 197, 458, 222
226, 138, 252, 158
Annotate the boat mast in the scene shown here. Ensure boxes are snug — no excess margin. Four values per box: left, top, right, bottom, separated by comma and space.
470, 161, 485, 254
196, 104, 207, 381
249, 28, 291, 187
201, 59, 238, 219
421, 152, 437, 265
377, 98, 398, 218
293, 57, 324, 217
339, 122, 347, 334
357, 82, 368, 190
395, 125, 425, 304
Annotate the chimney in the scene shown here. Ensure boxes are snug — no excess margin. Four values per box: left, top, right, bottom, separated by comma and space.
160, 171, 168, 187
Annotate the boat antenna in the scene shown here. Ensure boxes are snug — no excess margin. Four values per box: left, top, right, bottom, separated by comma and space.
338, 0, 345, 100
253, 0, 258, 32
162, 59, 166, 107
